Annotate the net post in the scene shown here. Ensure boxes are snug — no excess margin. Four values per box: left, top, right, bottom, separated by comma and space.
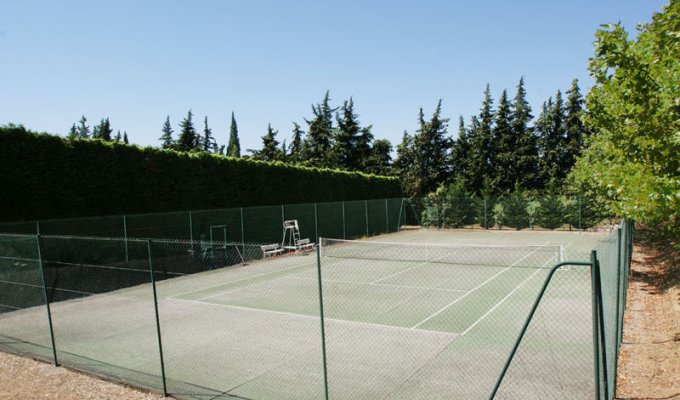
590, 250, 601, 400
316, 240, 330, 400
123, 215, 129, 264
385, 198, 389, 233
342, 201, 346, 239
365, 200, 369, 237
147, 240, 168, 397
36, 233, 59, 367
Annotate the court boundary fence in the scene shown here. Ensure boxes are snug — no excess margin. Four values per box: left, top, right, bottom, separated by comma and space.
0, 220, 634, 399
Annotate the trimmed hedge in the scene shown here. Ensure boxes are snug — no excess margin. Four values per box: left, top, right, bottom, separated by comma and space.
0, 127, 402, 222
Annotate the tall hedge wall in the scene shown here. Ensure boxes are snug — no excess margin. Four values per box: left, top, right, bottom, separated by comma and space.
0, 127, 402, 222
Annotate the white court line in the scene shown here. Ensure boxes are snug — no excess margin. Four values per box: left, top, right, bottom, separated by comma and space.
459, 255, 556, 336
410, 242, 549, 330
169, 263, 311, 300
290, 276, 468, 293
369, 252, 454, 284
170, 297, 457, 337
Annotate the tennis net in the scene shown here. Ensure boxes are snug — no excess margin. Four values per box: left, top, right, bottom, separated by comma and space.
320, 238, 563, 269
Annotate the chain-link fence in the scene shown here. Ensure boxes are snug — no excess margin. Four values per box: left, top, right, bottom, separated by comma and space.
0, 198, 410, 244
420, 194, 612, 231
0, 220, 633, 399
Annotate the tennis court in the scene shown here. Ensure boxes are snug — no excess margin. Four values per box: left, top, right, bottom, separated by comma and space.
0, 229, 607, 399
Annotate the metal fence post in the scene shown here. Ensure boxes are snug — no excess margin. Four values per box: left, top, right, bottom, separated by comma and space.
484, 197, 488, 229
240, 207, 245, 253
365, 200, 369, 237
188, 211, 194, 249
316, 241, 329, 400
578, 196, 583, 230
147, 240, 168, 397
593, 250, 609, 400
488, 260, 594, 399
385, 199, 389, 233
123, 215, 129, 264
36, 234, 59, 366
590, 250, 601, 400
314, 203, 319, 242
396, 198, 404, 231
281, 205, 285, 227
342, 201, 346, 239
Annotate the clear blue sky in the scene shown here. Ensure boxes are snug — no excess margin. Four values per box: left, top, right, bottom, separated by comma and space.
0, 0, 667, 152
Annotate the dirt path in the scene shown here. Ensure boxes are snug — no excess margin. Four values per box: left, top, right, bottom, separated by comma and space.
0, 352, 166, 400
616, 239, 680, 399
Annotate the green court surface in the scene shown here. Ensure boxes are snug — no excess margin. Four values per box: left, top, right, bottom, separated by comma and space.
0, 229, 608, 399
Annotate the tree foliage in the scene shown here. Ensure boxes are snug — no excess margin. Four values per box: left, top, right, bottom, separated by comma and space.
569, 2, 680, 235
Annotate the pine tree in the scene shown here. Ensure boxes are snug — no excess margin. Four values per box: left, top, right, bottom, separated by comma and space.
467, 85, 494, 194
491, 89, 514, 193
303, 91, 336, 167
563, 79, 586, 172
92, 118, 112, 141
226, 112, 241, 157
498, 189, 531, 229
177, 110, 198, 151
159, 116, 174, 149
250, 124, 282, 162
394, 131, 417, 195
511, 77, 539, 190
123, 131, 129, 144
364, 138, 392, 175
356, 126, 374, 171
288, 122, 304, 163
202, 116, 216, 152
551, 91, 567, 182
67, 124, 78, 140
334, 98, 361, 169
114, 130, 122, 142
76, 115, 90, 138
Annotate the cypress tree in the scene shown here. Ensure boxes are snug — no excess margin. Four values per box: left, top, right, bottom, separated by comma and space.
288, 122, 304, 163
511, 77, 539, 190
467, 85, 494, 193
410, 100, 452, 196
123, 131, 129, 144
202, 116, 216, 152
563, 79, 586, 172
160, 116, 174, 149
491, 89, 514, 193
114, 130, 122, 142
92, 118, 112, 141
226, 112, 241, 157
451, 116, 470, 179
334, 98, 360, 169
303, 91, 336, 167
177, 110, 198, 152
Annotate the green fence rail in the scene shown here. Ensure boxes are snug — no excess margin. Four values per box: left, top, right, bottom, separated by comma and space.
0, 219, 634, 399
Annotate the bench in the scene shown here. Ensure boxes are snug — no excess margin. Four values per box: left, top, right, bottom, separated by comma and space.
261, 243, 284, 258
295, 238, 315, 251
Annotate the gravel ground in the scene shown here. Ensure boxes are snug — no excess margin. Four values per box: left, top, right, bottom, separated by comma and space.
0, 352, 167, 400
616, 241, 680, 400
